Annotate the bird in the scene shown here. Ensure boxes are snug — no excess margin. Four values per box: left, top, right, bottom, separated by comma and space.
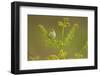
48, 29, 56, 40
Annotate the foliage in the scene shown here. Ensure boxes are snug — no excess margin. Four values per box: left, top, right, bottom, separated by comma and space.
57, 49, 67, 59
47, 49, 67, 60
64, 23, 79, 46
38, 18, 79, 50
74, 41, 88, 58
29, 18, 87, 60
39, 18, 78, 48
38, 24, 48, 38
38, 18, 78, 60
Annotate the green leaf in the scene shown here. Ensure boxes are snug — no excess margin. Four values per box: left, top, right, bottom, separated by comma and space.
64, 23, 79, 46
58, 49, 67, 59
38, 24, 48, 36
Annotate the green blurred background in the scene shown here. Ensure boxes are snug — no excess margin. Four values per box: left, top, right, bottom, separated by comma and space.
28, 15, 88, 60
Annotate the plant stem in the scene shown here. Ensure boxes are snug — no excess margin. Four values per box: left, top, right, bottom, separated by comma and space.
61, 26, 64, 50
62, 27, 64, 41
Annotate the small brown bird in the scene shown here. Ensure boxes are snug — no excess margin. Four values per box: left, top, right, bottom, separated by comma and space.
48, 29, 56, 40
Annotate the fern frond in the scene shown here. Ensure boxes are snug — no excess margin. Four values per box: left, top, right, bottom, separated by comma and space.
58, 49, 67, 59
64, 23, 79, 45
38, 24, 48, 36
